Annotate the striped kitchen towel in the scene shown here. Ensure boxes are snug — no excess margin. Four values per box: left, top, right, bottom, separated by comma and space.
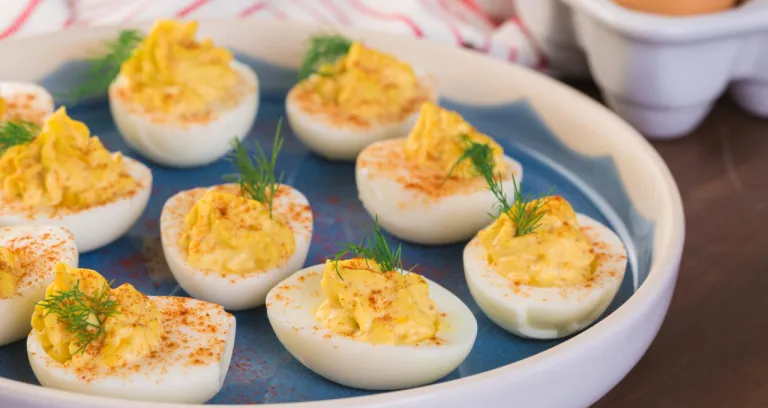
0, 0, 548, 71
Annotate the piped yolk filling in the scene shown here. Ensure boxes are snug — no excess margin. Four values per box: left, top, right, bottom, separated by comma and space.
180, 190, 296, 275
119, 20, 238, 116
296, 42, 421, 124
315, 258, 439, 345
0, 247, 22, 298
0, 107, 138, 210
31, 263, 163, 368
478, 196, 597, 287
404, 102, 507, 179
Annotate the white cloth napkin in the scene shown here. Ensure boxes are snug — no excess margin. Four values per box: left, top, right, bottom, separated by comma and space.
0, 0, 546, 71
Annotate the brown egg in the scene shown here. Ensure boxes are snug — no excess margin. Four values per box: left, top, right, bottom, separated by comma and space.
613, 0, 739, 16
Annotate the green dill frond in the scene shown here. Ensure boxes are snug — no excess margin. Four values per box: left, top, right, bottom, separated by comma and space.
0, 120, 38, 155
224, 120, 285, 218
332, 216, 411, 279
36, 280, 120, 355
443, 134, 495, 184
62, 29, 144, 102
298, 34, 353, 80
445, 135, 555, 237
507, 180, 555, 237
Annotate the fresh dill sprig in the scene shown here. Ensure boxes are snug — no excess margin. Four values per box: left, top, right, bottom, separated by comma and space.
298, 34, 353, 80
332, 216, 412, 280
508, 180, 554, 236
36, 280, 120, 356
0, 120, 38, 155
224, 120, 286, 218
445, 135, 554, 237
62, 29, 144, 101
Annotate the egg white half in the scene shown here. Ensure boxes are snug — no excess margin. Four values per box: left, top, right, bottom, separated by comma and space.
0, 156, 152, 253
464, 214, 628, 339
109, 60, 259, 168
27, 296, 236, 404
285, 75, 437, 161
161, 183, 313, 311
0, 225, 77, 346
0, 81, 54, 124
356, 139, 523, 245
266, 264, 478, 391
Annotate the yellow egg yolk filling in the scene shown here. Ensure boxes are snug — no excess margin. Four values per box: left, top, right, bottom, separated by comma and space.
405, 102, 506, 179
300, 42, 420, 123
315, 258, 439, 345
31, 263, 163, 368
0, 107, 138, 210
180, 190, 296, 275
479, 196, 597, 287
119, 20, 238, 116
0, 247, 22, 298
0, 97, 6, 121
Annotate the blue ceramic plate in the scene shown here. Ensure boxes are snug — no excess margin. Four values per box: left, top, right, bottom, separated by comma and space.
0, 21, 684, 408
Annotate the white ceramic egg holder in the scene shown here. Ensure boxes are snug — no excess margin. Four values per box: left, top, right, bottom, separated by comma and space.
514, 0, 768, 139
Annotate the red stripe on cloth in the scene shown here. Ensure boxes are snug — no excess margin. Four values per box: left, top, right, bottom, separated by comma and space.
64, 0, 77, 27
320, 0, 351, 25
507, 16, 548, 70
459, 0, 497, 27
240, 1, 268, 17
291, 0, 331, 23
507, 45, 517, 62
346, 0, 424, 37
445, 0, 491, 51
0, 0, 43, 40
176, 0, 210, 17
421, 0, 462, 46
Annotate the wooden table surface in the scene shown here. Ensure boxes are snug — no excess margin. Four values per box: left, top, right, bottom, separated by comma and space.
567, 81, 768, 408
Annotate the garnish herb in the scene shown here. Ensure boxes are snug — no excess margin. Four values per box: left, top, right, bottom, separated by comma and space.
63, 29, 144, 101
332, 216, 413, 280
445, 135, 554, 237
225, 119, 285, 218
298, 34, 353, 81
37, 280, 120, 356
0, 120, 39, 155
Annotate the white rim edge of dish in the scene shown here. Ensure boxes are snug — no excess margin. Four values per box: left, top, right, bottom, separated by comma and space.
0, 19, 685, 408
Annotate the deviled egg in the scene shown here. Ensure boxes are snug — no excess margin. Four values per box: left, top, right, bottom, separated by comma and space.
0, 225, 77, 346
0, 81, 54, 125
286, 35, 437, 161
161, 128, 312, 311
266, 220, 477, 390
109, 20, 259, 168
464, 194, 628, 339
27, 263, 236, 404
356, 102, 523, 245
0, 107, 152, 252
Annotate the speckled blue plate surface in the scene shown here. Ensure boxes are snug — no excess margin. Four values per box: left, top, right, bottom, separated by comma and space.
0, 21, 683, 408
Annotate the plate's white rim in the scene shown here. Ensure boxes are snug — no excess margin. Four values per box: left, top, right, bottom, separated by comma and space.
0, 20, 685, 408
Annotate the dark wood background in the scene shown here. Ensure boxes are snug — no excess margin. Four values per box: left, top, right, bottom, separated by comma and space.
568, 81, 768, 408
